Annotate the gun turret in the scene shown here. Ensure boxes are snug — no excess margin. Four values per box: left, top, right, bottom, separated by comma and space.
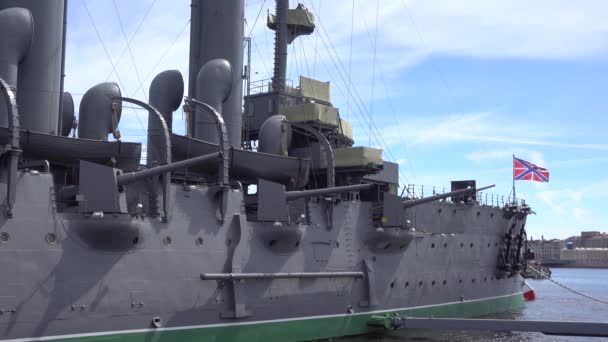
402, 184, 495, 209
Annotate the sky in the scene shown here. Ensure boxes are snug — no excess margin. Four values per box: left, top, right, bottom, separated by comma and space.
63, 0, 608, 239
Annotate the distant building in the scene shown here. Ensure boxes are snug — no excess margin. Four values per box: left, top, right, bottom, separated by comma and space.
567, 231, 608, 249
527, 231, 608, 268
560, 248, 608, 268
528, 239, 564, 261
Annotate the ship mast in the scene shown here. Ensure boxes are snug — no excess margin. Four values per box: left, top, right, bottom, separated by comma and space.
272, 0, 288, 93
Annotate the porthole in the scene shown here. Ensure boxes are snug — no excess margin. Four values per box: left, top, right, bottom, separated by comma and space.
195, 237, 204, 247
458, 279, 462, 284
0, 232, 9, 243
335, 241, 340, 248
487, 243, 491, 247
226, 238, 232, 247
476, 211, 481, 216
431, 281, 436, 286
490, 213, 494, 218
470, 243, 474, 248
472, 278, 476, 283
46, 233, 58, 245
460, 243, 464, 248
418, 281, 423, 287
484, 277, 487, 282
495, 242, 498, 247
405, 281, 409, 287
443, 280, 447, 286
443, 243, 447, 248
163, 236, 172, 246
132, 236, 139, 245
431, 243, 435, 248
390, 281, 395, 288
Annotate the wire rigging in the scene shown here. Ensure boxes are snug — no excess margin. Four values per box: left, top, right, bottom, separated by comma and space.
132, 19, 191, 97
304, 0, 410, 186
112, 0, 148, 102
358, 0, 417, 183
369, 0, 379, 147
311, 0, 321, 78
247, 0, 267, 38
346, 0, 355, 122
105, 0, 158, 82
82, 0, 147, 137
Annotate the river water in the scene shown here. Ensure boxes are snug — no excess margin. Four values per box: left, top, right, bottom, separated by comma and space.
343, 268, 608, 341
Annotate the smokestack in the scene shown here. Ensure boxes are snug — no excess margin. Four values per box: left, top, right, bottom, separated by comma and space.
188, 0, 244, 148
0, 7, 33, 127
0, 0, 67, 135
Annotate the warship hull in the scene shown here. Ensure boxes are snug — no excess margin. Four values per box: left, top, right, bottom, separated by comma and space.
0, 172, 525, 341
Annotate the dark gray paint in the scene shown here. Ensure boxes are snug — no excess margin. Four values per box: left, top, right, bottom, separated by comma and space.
193, 59, 233, 144
147, 70, 184, 167
189, 0, 244, 148
0, 0, 66, 134
0, 173, 527, 340
0, 6, 33, 128
78, 82, 122, 141
60, 92, 75, 136
0, 0, 535, 340
258, 115, 292, 156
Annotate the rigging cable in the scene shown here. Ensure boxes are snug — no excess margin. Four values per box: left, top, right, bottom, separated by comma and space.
244, 20, 272, 79
112, 0, 148, 101
105, 0, 158, 82
311, 0, 321, 78
132, 19, 191, 97
346, 0, 355, 122
358, 0, 416, 183
81, 0, 147, 137
247, 0, 268, 38
305, 0, 409, 186
527, 265, 608, 305
369, 0, 379, 147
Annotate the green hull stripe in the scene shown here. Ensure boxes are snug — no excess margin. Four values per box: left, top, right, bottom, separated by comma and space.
14, 293, 525, 342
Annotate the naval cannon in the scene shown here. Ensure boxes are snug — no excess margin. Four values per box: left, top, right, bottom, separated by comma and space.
365, 184, 496, 253
76, 152, 221, 215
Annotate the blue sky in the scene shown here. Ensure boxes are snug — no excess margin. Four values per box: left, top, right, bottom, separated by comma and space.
64, 0, 608, 239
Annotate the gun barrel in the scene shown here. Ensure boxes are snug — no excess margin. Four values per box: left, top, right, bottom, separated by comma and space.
286, 183, 374, 200
117, 152, 220, 186
402, 184, 495, 208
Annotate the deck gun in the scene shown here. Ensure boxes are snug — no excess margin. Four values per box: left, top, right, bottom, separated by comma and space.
379, 184, 496, 227
76, 152, 221, 214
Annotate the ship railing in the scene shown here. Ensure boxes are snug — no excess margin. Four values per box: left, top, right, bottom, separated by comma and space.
402, 184, 526, 208
249, 78, 296, 95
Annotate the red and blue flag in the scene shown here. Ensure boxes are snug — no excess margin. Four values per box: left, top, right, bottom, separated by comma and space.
513, 156, 549, 182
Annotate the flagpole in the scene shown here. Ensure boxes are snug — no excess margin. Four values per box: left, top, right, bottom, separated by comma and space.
512, 154, 516, 205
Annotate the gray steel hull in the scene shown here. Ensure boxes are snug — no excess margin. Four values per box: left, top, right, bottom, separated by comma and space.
0, 172, 525, 341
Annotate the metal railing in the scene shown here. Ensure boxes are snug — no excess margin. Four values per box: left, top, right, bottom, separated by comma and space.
402, 184, 526, 208
249, 78, 296, 95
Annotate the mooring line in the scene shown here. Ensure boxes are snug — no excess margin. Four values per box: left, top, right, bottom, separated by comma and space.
528, 265, 608, 305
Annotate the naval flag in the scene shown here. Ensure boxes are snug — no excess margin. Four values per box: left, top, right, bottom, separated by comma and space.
513, 156, 549, 182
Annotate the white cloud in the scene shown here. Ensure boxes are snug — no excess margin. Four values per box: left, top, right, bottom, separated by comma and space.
466, 148, 546, 167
